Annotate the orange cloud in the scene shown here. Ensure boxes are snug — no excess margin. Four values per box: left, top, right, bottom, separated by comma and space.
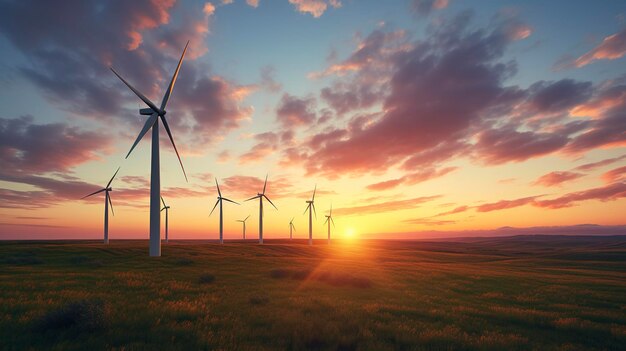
574, 28, 626, 67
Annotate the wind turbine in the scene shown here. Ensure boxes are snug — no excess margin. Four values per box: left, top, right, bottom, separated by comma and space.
245, 175, 277, 244
111, 41, 189, 257
323, 204, 335, 244
237, 215, 250, 240
161, 196, 170, 243
82, 167, 120, 244
210, 179, 239, 244
303, 185, 317, 246
289, 217, 296, 240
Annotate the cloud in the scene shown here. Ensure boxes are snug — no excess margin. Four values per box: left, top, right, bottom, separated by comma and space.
276, 93, 317, 127
534, 182, 626, 209
168, 66, 255, 149
433, 205, 469, 217
246, 0, 260, 8
532, 171, 584, 187
573, 28, 626, 67
573, 154, 626, 172
410, 0, 449, 17
0, 0, 232, 138
0, 116, 112, 175
260, 65, 282, 93
289, 12, 542, 177
332, 195, 440, 216
239, 132, 280, 164
403, 217, 456, 226
525, 79, 592, 115
476, 196, 540, 213
288, 0, 341, 18
366, 167, 457, 191
474, 127, 570, 165
602, 166, 626, 183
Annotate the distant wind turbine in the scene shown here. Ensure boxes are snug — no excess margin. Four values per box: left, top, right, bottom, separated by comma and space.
210, 179, 239, 244
303, 185, 317, 246
289, 217, 296, 240
111, 41, 189, 257
237, 215, 250, 240
323, 204, 335, 244
245, 175, 277, 244
82, 167, 120, 244
161, 196, 170, 243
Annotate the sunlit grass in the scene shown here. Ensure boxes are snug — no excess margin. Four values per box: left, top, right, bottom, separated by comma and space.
0, 238, 625, 350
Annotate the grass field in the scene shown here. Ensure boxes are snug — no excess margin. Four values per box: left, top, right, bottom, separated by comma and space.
1, 236, 625, 351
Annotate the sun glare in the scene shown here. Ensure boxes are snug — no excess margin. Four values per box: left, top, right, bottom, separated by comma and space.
344, 227, 356, 239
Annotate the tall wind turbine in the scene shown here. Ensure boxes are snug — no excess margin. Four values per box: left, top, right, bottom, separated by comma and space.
237, 215, 250, 240
210, 179, 239, 244
303, 185, 317, 246
82, 167, 120, 244
323, 204, 335, 244
245, 175, 277, 244
161, 196, 170, 243
111, 41, 189, 257
289, 217, 296, 240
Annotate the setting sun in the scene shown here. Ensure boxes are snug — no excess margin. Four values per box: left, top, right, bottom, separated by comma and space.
344, 227, 356, 239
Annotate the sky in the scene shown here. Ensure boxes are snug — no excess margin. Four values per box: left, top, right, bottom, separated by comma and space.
0, 0, 625, 240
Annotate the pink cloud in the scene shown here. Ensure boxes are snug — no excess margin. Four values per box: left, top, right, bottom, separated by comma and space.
288, 0, 341, 18
476, 196, 539, 213
602, 166, 626, 183
532, 171, 584, 187
366, 167, 457, 191
276, 93, 317, 127
574, 28, 626, 67
333, 195, 440, 216
534, 182, 626, 209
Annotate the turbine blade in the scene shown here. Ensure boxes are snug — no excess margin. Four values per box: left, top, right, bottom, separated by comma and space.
215, 178, 222, 197
264, 195, 277, 210
245, 195, 260, 202
303, 203, 310, 215
245, 215, 250, 221
160, 115, 187, 182
82, 188, 106, 199
262, 174, 268, 194
312, 203, 317, 219
312, 184, 316, 201
209, 199, 220, 216
125, 113, 158, 159
161, 207, 165, 212
293, 224, 296, 232
161, 196, 166, 208
107, 192, 114, 216
331, 217, 335, 227
160, 40, 189, 111
222, 197, 239, 205
329, 204, 332, 216
323, 217, 328, 224
106, 167, 121, 188
110, 67, 160, 113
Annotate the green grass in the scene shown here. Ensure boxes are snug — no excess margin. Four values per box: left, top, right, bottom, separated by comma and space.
1, 236, 625, 350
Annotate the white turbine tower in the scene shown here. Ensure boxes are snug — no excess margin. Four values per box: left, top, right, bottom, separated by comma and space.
245, 175, 277, 244
323, 204, 335, 244
210, 179, 239, 244
289, 217, 296, 240
82, 167, 120, 244
111, 41, 189, 257
237, 215, 250, 240
160, 196, 170, 243
303, 185, 317, 246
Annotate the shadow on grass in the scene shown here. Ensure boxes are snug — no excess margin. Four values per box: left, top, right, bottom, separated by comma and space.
3, 252, 43, 265
198, 273, 215, 284
33, 299, 108, 333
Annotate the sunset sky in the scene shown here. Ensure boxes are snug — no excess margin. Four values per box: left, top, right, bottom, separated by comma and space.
1, 0, 625, 240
